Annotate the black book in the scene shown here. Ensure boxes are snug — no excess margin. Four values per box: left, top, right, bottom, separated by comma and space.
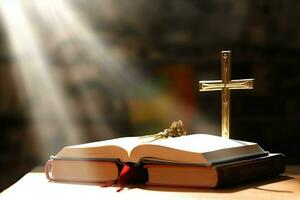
145, 153, 285, 188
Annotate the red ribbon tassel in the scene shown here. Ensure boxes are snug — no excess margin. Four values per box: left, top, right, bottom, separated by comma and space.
117, 163, 148, 192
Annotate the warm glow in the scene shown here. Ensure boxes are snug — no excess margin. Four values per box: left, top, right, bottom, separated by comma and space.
0, 0, 218, 161
0, 0, 83, 159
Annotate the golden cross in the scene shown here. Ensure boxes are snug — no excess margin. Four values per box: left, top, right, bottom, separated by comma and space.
199, 51, 254, 139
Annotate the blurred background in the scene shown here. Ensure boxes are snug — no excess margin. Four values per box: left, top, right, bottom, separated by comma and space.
0, 0, 300, 191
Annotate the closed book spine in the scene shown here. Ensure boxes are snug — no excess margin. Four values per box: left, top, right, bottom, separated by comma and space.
216, 153, 286, 187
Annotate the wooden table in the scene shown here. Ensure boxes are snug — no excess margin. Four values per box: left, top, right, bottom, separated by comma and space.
1, 166, 300, 200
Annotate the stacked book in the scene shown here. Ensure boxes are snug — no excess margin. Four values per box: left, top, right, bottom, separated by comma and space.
45, 134, 285, 188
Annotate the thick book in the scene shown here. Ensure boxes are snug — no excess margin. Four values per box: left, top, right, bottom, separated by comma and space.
145, 153, 286, 188
45, 134, 268, 183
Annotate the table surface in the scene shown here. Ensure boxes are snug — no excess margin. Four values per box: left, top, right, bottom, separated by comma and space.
1, 165, 300, 200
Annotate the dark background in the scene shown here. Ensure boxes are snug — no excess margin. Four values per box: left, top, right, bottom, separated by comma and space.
0, 0, 300, 191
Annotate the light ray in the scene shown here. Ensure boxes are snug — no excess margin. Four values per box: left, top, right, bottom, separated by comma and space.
0, 0, 83, 160
0, 0, 219, 162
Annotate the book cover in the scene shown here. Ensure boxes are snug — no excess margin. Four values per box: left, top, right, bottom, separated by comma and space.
145, 153, 285, 188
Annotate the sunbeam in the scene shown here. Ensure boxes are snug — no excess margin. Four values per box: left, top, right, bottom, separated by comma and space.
0, 0, 218, 162
0, 0, 83, 160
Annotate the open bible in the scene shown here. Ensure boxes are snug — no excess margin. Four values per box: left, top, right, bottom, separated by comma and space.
45, 133, 285, 187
